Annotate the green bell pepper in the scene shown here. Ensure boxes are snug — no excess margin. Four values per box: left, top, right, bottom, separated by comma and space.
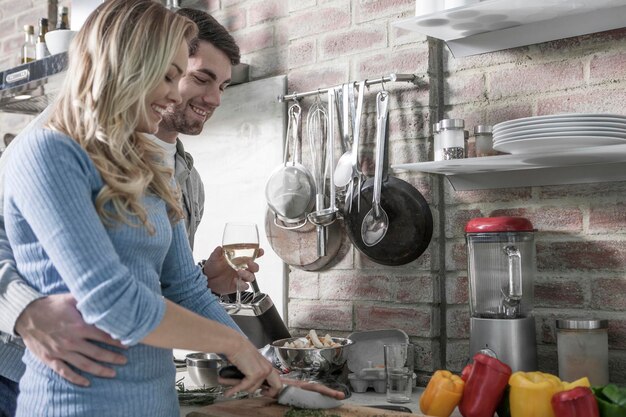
592, 385, 626, 417
601, 384, 626, 408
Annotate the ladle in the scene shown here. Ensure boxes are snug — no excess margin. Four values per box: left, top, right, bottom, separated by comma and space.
361, 90, 389, 247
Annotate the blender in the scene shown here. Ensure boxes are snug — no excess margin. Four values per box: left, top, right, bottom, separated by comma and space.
465, 216, 537, 371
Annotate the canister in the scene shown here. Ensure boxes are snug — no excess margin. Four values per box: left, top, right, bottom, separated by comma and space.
439, 118, 465, 160
474, 125, 495, 157
556, 318, 609, 385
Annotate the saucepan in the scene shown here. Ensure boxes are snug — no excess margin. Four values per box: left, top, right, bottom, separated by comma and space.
265, 102, 316, 228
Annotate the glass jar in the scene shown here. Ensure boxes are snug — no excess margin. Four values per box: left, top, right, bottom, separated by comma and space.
439, 119, 465, 160
556, 318, 609, 385
474, 125, 495, 157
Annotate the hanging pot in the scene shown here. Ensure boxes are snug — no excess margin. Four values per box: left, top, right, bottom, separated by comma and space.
264, 207, 344, 271
342, 92, 433, 266
265, 102, 316, 228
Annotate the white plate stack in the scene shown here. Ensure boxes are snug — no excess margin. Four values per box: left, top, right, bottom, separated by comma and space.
492, 113, 626, 154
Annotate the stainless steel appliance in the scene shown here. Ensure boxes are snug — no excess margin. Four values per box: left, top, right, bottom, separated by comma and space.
220, 290, 290, 349
465, 216, 537, 371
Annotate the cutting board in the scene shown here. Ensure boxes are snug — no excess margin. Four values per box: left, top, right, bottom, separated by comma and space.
187, 397, 433, 417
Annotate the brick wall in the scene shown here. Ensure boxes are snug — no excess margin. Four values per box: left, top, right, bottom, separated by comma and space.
1, 0, 624, 384
202, 0, 626, 384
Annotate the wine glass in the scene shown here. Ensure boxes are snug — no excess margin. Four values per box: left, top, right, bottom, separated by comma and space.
222, 222, 260, 309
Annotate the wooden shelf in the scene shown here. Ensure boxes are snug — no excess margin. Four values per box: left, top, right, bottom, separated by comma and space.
391, 144, 626, 190
393, 0, 626, 57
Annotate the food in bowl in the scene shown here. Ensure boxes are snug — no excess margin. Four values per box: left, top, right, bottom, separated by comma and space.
272, 331, 354, 376
185, 352, 227, 388
282, 329, 341, 349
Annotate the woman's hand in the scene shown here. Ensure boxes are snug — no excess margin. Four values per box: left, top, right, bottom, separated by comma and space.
218, 339, 281, 398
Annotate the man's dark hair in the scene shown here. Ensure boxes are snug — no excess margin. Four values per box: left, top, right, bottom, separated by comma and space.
177, 8, 240, 66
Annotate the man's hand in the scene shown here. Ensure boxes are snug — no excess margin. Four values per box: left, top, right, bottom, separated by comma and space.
14, 293, 128, 387
202, 246, 263, 295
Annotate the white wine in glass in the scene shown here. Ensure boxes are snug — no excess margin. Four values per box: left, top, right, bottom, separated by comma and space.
222, 222, 259, 307
223, 243, 259, 270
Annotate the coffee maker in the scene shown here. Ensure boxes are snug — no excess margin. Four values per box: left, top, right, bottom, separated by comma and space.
465, 217, 537, 372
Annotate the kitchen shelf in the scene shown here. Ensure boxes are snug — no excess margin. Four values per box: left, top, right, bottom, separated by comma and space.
393, 0, 626, 57
391, 143, 626, 190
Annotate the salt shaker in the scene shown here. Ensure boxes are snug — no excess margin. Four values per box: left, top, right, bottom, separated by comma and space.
474, 125, 496, 157
556, 318, 609, 385
439, 119, 465, 160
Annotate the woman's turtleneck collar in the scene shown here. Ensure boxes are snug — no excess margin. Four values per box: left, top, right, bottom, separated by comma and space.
144, 133, 177, 170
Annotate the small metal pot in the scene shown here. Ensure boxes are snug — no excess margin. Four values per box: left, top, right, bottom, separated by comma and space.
185, 353, 227, 388
265, 103, 316, 225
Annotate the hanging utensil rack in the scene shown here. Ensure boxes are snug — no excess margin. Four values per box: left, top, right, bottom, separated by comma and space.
277, 73, 420, 102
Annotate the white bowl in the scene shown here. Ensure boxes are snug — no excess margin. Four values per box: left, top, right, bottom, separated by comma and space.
44, 30, 78, 55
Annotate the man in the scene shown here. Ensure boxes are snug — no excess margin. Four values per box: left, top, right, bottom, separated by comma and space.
0, 8, 254, 415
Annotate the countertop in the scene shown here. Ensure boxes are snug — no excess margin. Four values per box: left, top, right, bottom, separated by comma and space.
176, 368, 462, 417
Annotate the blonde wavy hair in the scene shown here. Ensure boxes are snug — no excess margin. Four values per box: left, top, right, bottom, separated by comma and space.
47, 0, 197, 233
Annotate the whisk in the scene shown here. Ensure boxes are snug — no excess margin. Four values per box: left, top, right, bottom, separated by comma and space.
306, 93, 337, 256
307, 94, 327, 205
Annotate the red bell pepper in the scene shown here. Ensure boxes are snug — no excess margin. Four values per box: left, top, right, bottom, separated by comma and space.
458, 353, 512, 417
551, 386, 599, 417
461, 363, 473, 382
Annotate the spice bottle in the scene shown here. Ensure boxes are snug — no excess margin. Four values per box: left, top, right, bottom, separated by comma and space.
21, 25, 36, 64
36, 18, 49, 60
439, 119, 465, 160
474, 125, 496, 157
57, 6, 70, 30
556, 318, 609, 386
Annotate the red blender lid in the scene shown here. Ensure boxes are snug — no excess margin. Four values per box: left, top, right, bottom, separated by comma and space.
465, 216, 534, 233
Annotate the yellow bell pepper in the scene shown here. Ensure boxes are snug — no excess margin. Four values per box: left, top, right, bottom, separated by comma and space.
509, 371, 563, 417
419, 370, 465, 417
562, 376, 590, 390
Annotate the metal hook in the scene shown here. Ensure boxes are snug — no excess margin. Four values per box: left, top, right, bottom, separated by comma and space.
380, 76, 386, 91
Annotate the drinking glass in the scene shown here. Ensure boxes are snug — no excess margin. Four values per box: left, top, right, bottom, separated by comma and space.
222, 222, 259, 309
384, 343, 414, 403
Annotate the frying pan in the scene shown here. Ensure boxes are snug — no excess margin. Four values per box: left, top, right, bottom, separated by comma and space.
343, 95, 433, 266
343, 177, 433, 265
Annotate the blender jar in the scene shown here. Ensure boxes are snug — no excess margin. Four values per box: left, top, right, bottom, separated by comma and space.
466, 217, 536, 319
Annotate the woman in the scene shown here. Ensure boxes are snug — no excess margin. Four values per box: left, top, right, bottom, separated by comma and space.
3, 1, 281, 416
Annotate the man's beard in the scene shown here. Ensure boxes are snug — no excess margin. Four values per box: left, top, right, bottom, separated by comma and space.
160, 102, 205, 136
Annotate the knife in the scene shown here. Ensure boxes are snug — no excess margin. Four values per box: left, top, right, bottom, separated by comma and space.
218, 365, 343, 410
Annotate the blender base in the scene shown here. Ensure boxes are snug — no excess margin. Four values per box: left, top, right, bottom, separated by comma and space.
470, 316, 537, 372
